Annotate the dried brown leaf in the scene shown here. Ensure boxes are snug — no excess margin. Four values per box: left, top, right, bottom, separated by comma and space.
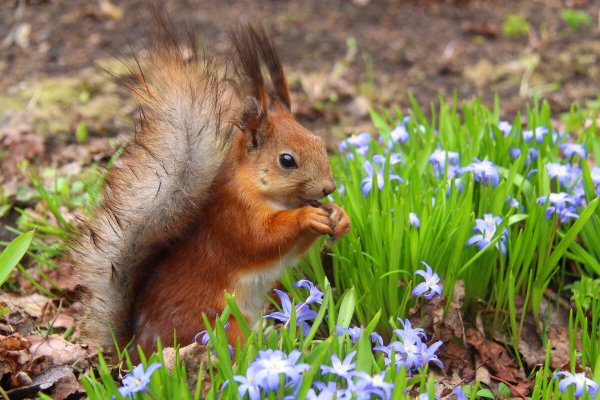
0, 293, 52, 320
27, 334, 90, 369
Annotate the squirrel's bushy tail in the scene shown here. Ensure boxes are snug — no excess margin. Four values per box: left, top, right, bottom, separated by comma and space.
69, 15, 237, 346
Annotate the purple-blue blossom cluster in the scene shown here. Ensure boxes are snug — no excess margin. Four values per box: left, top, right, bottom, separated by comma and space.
117, 363, 161, 399
344, 118, 598, 220
264, 280, 323, 334
553, 370, 599, 398
460, 159, 500, 188
233, 349, 309, 399
467, 214, 509, 254
412, 262, 442, 299
374, 318, 443, 373
246, 278, 452, 399
361, 157, 404, 196
537, 192, 579, 223
429, 149, 460, 179
314, 352, 395, 399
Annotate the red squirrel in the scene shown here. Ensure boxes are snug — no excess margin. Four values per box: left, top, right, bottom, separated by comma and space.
69, 17, 350, 355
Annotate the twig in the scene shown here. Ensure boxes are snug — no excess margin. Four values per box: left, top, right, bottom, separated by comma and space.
45, 298, 64, 338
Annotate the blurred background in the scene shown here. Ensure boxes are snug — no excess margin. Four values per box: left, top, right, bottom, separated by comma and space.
1, 0, 599, 200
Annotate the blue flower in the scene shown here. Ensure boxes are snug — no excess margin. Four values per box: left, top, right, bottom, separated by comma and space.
118, 363, 161, 398
336, 325, 362, 343
374, 343, 406, 371
453, 387, 467, 400
194, 330, 211, 346
393, 318, 427, 343
546, 162, 572, 186
293, 279, 324, 305
522, 126, 549, 143
361, 160, 404, 196
537, 192, 579, 223
467, 214, 508, 254
409, 212, 420, 228
308, 382, 350, 400
320, 351, 357, 379
553, 371, 599, 398
412, 262, 442, 299
194, 321, 230, 346
371, 332, 384, 346
497, 120, 513, 137
592, 167, 600, 184
509, 147, 538, 167
339, 132, 371, 158
350, 372, 394, 400
396, 337, 421, 370
506, 196, 523, 211
372, 153, 405, 166
592, 167, 600, 196
390, 119, 410, 143
251, 349, 309, 391
233, 364, 262, 400
460, 159, 500, 187
264, 289, 318, 335
508, 147, 521, 159
418, 394, 441, 400
560, 143, 587, 159
429, 149, 460, 178
416, 340, 444, 368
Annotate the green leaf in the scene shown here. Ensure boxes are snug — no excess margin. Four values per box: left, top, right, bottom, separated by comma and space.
0, 230, 34, 286
336, 287, 356, 329
546, 198, 598, 273
477, 388, 495, 399
508, 213, 528, 225
224, 293, 252, 337
76, 122, 88, 143
369, 109, 391, 136
498, 382, 510, 397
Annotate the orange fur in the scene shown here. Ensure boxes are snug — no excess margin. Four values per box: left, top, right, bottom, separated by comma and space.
131, 114, 350, 354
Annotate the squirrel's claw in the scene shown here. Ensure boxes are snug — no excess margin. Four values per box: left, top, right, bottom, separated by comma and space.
321, 203, 350, 243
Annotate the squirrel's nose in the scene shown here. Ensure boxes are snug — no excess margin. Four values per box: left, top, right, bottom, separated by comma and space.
322, 181, 336, 197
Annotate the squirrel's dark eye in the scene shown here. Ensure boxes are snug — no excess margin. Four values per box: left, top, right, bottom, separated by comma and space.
279, 153, 297, 169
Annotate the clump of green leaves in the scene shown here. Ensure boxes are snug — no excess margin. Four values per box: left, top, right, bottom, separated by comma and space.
0, 230, 34, 316
561, 9, 593, 30
0, 230, 34, 287
502, 13, 531, 38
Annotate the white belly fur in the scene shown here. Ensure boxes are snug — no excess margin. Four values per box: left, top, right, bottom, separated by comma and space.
234, 247, 302, 322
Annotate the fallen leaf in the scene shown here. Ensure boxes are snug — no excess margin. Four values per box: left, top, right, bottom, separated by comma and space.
409, 280, 465, 343
27, 334, 90, 369
6, 365, 79, 400
0, 333, 52, 390
0, 301, 36, 336
0, 293, 52, 320
50, 368, 83, 400
466, 327, 530, 396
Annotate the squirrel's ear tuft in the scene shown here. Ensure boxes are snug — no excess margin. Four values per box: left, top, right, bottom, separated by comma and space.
234, 96, 266, 148
251, 27, 291, 110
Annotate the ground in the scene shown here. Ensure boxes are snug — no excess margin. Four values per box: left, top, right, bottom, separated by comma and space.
0, 0, 599, 398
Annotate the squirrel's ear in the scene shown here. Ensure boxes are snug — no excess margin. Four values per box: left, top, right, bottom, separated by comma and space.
233, 96, 266, 148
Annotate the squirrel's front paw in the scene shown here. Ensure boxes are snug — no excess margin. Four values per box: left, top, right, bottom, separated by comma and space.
322, 203, 351, 242
300, 206, 334, 236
